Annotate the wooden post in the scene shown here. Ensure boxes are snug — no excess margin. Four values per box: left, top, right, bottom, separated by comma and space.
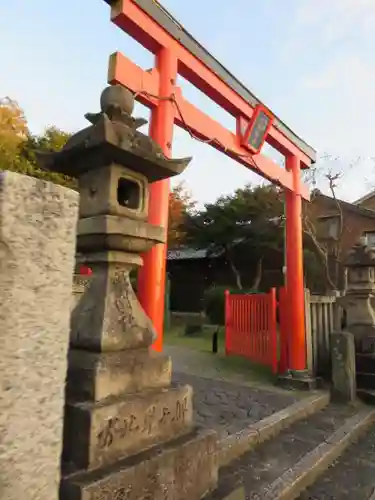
269, 288, 278, 374
224, 290, 230, 355
304, 289, 313, 374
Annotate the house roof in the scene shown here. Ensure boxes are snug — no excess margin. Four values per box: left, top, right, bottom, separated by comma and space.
167, 238, 246, 261
354, 189, 375, 206
313, 192, 375, 220
167, 247, 224, 261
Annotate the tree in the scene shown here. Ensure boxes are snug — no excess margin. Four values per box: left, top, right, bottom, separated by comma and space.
302, 155, 349, 291
0, 96, 74, 188
184, 184, 285, 289
0, 97, 28, 171
168, 182, 196, 247
21, 126, 76, 189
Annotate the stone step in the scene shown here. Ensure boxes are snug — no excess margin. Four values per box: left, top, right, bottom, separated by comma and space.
356, 353, 375, 373
61, 428, 217, 500
298, 417, 375, 500
206, 404, 375, 500
218, 393, 330, 467
63, 383, 193, 471
358, 389, 375, 405
206, 487, 245, 500
357, 372, 375, 391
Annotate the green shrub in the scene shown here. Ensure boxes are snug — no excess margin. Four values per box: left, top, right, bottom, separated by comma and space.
203, 286, 228, 325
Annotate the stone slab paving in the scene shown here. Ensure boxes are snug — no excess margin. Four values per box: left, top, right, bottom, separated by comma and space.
166, 345, 300, 438
206, 404, 358, 499
299, 423, 375, 500
172, 371, 299, 438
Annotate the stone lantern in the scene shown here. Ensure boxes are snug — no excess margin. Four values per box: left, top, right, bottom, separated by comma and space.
341, 237, 375, 353
37, 85, 218, 499
38, 84, 191, 352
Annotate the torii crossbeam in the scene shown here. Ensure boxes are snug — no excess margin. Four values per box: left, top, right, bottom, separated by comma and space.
103, 0, 316, 374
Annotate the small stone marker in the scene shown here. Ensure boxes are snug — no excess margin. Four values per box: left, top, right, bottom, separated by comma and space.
0, 171, 79, 500
330, 331, 357, 403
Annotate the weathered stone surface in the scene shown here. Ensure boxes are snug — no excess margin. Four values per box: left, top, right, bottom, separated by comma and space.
206, 487, 246, 500
72, 275, 91, 310
70, 268, 156, 351
66, 348, 171, 402
172, 370, 299, 439
341, 240, 375, 352
219, 393, 330, 467
331, 331, 357, 403
61, 428, 218, 500
205, 487, 246, 500
0, 171, 79, 500
77, 163, 150, 221
300, 421, 375, 500
220, 488, 245, 500
42, 85, 209, 500
212, 404, 360, 499
77, 214, 166, 254
63, 384, 193, 470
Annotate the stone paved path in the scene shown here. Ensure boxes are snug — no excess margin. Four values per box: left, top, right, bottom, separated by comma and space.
299, 423, 375, 500
166, 345, 300, 438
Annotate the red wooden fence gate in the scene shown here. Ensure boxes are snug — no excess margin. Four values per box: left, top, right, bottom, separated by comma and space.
278, 287, 289, 374
224, 288, 278, 373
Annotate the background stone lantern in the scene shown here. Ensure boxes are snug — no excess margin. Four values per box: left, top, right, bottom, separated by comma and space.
37, 85, 218, 499
341, 237, 375, 353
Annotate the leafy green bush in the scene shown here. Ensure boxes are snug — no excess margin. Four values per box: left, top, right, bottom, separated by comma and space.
203, 286, 228, 325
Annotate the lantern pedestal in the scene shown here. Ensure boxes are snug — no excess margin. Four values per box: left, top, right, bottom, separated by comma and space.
38, 85, 218, 499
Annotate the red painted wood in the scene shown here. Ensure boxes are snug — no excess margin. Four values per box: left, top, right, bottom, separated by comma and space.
278, 287, 289, 374
79, 265, 92, 276
225, 289, 278, 373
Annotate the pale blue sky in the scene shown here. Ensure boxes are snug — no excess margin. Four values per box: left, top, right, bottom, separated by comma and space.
1, 0, 374, 204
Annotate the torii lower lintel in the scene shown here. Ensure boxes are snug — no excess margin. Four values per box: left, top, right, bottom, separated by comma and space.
108, 52, 310, 198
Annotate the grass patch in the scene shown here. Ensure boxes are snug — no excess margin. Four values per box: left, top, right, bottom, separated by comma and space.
164, 325, 224, 353
212, 354, 275, 384
164, 325, 275, 385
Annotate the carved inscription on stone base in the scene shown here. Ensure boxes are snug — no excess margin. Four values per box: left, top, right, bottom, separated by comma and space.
64, 384, 193, 470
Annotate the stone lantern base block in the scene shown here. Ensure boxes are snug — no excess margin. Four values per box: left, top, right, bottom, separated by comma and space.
276, 370, 320, 391
348, 325, 375, 354
66, 349, 172, 402
60, 428, 218, 500
70, 266, 156, 352
63, 384, 194, 471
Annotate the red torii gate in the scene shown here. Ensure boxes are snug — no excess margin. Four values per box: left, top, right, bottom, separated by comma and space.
103, 0, 316, 375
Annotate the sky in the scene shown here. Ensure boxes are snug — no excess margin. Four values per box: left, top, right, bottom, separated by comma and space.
1, 0, 375, 205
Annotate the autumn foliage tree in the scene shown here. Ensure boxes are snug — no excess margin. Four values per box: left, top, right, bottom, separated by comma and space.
168, 182, 196, 247
1, 96, 197, 247
0, 97, 28, 169
0, 96, 74, 187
